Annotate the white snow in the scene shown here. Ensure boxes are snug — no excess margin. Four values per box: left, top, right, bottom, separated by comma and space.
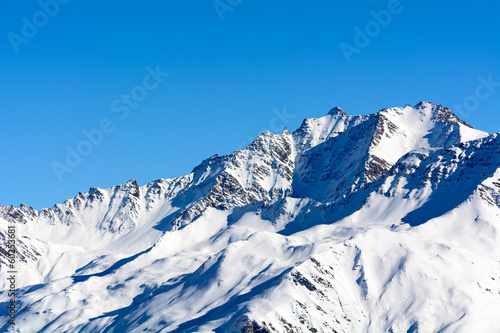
1, 102, 499, 332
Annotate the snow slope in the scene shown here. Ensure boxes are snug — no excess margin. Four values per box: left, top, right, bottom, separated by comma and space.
1, 102, 499, 333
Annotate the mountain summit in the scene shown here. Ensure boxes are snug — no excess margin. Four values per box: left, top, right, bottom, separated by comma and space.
1, 102, 499, 332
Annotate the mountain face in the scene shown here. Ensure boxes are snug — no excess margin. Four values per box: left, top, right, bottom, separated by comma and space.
1, 102, 500, 332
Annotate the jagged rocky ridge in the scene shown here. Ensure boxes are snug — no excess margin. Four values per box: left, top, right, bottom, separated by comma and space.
1, 101, 500, 332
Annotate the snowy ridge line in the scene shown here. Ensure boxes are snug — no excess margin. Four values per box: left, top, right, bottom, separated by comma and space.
1, 101, 500, 332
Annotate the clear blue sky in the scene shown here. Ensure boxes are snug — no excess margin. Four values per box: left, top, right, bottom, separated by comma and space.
1, 0, 499, 210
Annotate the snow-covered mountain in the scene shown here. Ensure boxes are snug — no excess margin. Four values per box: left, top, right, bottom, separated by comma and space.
1, 101, 499, 332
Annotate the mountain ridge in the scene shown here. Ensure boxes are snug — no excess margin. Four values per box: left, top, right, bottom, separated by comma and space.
1, 101, 500, 332
1, 101, 489, 220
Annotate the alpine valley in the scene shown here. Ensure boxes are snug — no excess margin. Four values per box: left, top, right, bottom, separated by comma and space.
1, 101, 500, 332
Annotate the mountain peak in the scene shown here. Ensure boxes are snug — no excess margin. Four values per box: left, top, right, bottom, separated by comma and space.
1, 102, 499, 333
413, 100, 435, 109
327, 106, 346, 116
413, 101, 473, 128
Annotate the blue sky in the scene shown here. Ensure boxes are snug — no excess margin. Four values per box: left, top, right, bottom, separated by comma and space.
1, 0, 499, 210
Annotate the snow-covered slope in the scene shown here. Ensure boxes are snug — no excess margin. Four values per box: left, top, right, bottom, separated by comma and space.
1, 102, 499, 332
292, 101, 489, 203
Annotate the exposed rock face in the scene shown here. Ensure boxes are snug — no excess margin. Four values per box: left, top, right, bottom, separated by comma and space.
1, 102, 499, 333
170, 130, 295, 228
291, 101, 486, 203
0, 102, 485, 231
